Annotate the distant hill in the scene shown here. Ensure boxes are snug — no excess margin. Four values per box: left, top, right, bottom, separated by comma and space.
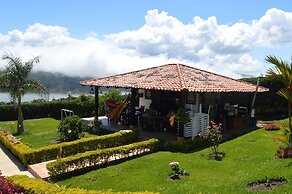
31, 71, 92, 93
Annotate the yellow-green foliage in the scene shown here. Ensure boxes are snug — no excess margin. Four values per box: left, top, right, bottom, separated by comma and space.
47, 139, 159, 177
0, 130, 32, 164
8, 175, 158, 194
0, 129, 138, 165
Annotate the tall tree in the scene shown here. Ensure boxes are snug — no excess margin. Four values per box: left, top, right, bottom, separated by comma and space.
266, 55, 292, 148
0, 53, 47, 134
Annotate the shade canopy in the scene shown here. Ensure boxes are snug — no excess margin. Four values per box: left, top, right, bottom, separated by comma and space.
81, 64, 268, 93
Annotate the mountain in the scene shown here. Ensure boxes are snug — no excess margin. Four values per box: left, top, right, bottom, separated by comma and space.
31, 71, 92, 93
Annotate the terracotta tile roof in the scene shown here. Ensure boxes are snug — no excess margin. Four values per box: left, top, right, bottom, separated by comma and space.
80, 64, 268, 92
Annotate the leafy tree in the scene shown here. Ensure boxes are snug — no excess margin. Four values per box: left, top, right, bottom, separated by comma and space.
103, 89, 125, 104
266, 55, 292, 148
0, 53, 47, 134
98, 89, 127, 115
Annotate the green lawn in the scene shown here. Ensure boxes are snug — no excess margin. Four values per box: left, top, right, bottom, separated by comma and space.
0, 118, 96, 148
57, 127, 292, 193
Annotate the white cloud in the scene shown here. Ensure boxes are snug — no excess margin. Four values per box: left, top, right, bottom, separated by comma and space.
252, 8, 292, 46
1, 8, 292, 79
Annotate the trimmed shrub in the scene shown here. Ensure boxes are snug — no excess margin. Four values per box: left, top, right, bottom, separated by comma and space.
8, 175, 157, 194
0, 128, 32, 165
47, 138, 159, 177
58, 115, 83, 142
0, 128, 138, 165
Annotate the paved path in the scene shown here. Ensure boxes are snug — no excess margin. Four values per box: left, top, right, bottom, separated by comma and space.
0, 143, 33, 177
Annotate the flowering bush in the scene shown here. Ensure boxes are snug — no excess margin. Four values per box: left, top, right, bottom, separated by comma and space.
0, 170, 24, 193
277, 146, 292, 158
201, 120, 224, 160
58, 115, 83, 142
168, 162, 189, 180
169, 162, 184, 175
264, 123, 280, 131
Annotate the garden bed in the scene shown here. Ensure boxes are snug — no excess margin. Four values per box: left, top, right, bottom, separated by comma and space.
56, 119, 292, 193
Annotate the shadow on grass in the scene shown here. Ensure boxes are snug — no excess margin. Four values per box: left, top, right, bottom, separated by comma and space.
162, 127, 262, 154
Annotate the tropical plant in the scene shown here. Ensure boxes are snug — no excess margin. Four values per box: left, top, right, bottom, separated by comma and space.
174, 108, 190, 125
0, 53, 47, 134
266, 55, 292, 149
274, 122, 292, 148
172, 108, 191, 138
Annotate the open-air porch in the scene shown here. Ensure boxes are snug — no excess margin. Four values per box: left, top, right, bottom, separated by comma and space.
81, 63, 268, 140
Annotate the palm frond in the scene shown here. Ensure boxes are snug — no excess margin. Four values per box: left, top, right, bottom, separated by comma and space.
277, 88, 292, 102
23, 79, 48, 94
2, 52, 22, 70
266, 55, 292, 87
274, 134, 289, 146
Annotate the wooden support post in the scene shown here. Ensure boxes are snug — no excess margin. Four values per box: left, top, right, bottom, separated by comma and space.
94, 86, 99, 119
130, 88, 138, 126
179, 91, 187, 108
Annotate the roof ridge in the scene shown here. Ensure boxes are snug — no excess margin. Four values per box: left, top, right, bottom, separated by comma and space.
176, 63, 187, 91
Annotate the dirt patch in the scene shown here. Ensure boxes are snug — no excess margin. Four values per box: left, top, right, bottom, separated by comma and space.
167, 173, 189, 180
248, 177, 287, 191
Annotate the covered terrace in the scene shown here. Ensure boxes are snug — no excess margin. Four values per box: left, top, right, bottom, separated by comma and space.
80, 63, 268, 139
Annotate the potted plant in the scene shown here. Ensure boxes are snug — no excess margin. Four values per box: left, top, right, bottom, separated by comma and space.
174, 108, 191, 139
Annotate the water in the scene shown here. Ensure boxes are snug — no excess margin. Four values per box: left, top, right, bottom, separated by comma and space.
0, 92, 82, 103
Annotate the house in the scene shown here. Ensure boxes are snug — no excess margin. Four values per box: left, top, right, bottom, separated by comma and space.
80, 64, 268, 138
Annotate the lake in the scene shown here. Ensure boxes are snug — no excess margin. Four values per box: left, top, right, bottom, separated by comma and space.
0, 92, 83, 103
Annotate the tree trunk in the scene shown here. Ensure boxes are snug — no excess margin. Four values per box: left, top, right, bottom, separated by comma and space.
17, 96, 24, 134
288, 102, 292, 148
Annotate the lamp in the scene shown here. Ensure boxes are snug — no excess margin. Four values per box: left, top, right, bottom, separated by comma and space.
89, 87, 95, 94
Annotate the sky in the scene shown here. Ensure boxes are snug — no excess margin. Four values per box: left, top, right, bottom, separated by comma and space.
1, 0, 292, 78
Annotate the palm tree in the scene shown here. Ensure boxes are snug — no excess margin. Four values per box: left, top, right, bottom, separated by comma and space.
266, 55, 292, 148
0, 53, 47, 134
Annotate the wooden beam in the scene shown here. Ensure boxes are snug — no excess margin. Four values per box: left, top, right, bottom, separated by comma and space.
95, 86, 99, 118
130, 88, 138, 126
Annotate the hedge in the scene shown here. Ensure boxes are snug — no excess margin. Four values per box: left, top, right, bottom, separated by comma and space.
47, 138, 159, 177
8, 175, 158, 194
0, 129, 138, 165
0, 92, 127, 121
0, 95, 95, 121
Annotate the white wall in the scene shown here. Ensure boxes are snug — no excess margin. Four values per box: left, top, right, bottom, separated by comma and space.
138, 89, 152, 110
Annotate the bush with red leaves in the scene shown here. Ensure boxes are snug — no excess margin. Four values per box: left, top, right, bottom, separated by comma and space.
277, 146, 292, 158
0, 171, 24, 194
264, 123, 280, 131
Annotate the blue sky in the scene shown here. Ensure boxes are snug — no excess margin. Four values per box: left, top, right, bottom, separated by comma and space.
1, 0, 292, 78
2, 0, 291, 37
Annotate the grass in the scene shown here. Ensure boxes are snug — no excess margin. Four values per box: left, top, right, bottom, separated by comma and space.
57, 124, 292, 193
0, 118, 96, 148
